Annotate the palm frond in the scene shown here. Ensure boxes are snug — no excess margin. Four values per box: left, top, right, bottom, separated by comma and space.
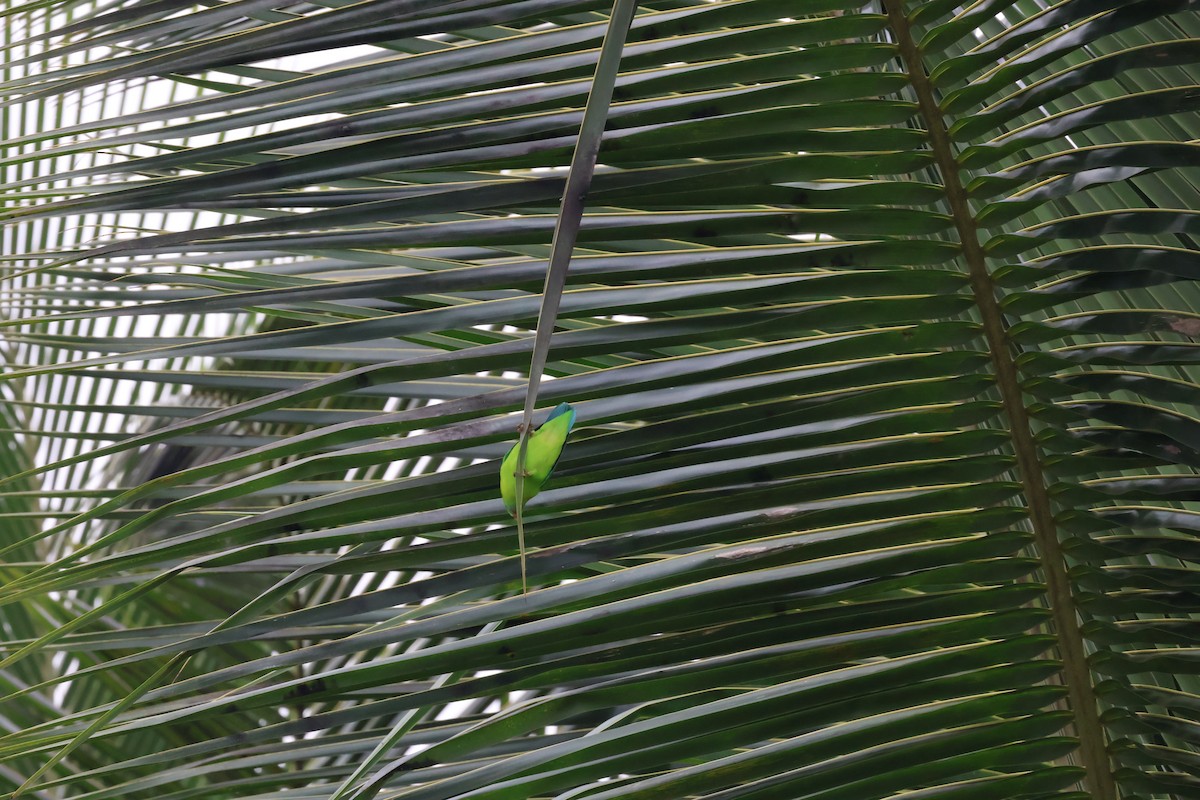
2, 1, 1199, 798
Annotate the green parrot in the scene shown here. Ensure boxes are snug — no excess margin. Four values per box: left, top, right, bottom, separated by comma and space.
500, 402, 576, 517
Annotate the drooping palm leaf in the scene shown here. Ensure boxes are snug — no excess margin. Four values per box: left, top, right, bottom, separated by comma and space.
1, 1, 1198, 799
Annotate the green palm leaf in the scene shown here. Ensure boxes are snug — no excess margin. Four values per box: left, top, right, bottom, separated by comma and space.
2, 1, 1198, 799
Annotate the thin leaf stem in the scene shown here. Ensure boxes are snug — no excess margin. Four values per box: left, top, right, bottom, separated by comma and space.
513, 0, 636, 592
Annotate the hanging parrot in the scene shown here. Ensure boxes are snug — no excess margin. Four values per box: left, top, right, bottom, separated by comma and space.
500, 402, 576, 517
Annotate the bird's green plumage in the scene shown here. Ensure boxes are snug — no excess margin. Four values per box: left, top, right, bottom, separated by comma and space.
501, 402, 575, 516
